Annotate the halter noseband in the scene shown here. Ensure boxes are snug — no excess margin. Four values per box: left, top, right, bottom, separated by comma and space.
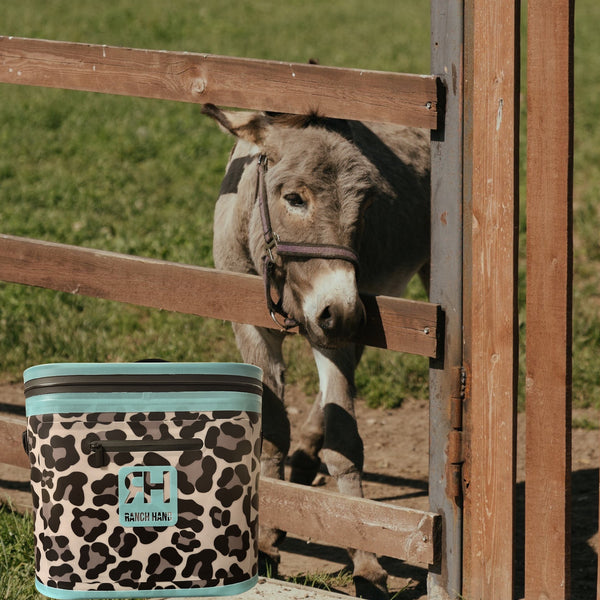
256, 154, 360, 330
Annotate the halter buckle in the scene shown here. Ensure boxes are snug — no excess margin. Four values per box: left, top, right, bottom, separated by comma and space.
265, 233, 280, 262
269, 310, 290, 331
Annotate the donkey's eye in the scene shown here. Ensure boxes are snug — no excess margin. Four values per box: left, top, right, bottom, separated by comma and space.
284, 193, 306, 209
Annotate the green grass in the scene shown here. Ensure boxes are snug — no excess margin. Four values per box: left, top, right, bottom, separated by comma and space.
0, 503, 40, 600
284, 568, 355, 592
569, 0, 600, 410
0, 0, 431, 406
0, 0, 598, 413
572, 416, 599, 431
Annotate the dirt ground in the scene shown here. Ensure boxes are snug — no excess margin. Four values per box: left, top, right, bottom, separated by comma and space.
1, 382, 598, 599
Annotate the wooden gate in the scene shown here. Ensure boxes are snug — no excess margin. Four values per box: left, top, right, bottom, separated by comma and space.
0, 0, 579, 597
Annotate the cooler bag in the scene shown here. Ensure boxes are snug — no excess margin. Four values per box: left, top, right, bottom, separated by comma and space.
23, 362, 262, 599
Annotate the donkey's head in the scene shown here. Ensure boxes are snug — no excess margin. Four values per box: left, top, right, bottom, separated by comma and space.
204, 105, 387, 348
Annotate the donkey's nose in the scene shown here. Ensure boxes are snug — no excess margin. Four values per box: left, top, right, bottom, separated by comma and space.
301, 265, 364, 346
317, 305, 337, 333
317, 303, 365, 337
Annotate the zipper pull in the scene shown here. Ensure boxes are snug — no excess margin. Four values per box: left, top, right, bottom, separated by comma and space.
85, 440, 107, 467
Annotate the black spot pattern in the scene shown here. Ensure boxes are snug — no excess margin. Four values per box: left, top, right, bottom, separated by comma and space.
27, 409, 260, 593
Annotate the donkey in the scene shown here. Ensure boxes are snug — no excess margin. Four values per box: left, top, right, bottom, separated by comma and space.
202, 103, 430, 600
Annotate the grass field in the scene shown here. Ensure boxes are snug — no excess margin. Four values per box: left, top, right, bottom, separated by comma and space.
0, 2, 598, 599
0, 0, 433, 407
0, 504, 38, 600
1, 2, 596, 410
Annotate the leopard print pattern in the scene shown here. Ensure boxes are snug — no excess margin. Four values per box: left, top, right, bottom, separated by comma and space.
27, 409, 261, 594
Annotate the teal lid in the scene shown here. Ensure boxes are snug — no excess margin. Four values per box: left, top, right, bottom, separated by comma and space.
24, 362, 262, 383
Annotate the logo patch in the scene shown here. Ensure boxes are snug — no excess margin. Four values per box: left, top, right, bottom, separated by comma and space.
118, 466, 178, 527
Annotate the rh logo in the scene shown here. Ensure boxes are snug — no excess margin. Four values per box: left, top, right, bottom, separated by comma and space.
118, 466, 178, 527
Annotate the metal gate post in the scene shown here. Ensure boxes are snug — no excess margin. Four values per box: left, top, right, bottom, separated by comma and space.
428, 2, 465, 598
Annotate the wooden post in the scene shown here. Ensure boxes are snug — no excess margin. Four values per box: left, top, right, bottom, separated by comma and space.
525, 1, 574, 598
462, 0, 520, 598
429, 1, 465, 597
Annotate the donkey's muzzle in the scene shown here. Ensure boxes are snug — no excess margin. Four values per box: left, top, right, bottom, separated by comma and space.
317, 301, 366, 341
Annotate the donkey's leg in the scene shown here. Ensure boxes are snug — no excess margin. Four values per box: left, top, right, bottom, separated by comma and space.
231, 322, 289, 569
290, 345, 365, 485
289, 392, 324, 485
312, 344, 389, 600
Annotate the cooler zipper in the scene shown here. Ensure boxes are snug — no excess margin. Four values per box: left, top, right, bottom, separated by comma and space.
84, 438, 204, 467
25, 373, 262, 398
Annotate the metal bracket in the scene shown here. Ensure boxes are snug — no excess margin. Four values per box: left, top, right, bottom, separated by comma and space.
447, 366, 466, 504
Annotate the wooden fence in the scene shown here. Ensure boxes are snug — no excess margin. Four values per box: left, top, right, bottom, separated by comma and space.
0, 0, 582, 596
462, 0, 576, 598
0, 32, 444, 589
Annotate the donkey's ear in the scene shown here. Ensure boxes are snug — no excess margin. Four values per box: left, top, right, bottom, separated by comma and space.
201, 104, 270, 145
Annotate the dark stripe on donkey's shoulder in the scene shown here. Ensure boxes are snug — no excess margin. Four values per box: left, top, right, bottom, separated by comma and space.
219, 155, 255, 196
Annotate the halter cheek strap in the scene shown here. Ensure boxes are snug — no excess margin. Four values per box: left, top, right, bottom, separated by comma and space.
256, 154, 360, 330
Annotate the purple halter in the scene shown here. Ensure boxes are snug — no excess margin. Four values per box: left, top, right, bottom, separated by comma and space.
256, 154, 360, 330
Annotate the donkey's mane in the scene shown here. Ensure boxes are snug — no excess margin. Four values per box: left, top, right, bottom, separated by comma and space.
265, 111, 354, 141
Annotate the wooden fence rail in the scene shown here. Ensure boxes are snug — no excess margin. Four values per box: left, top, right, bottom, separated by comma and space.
0, 36, 439, 129
0, 234, 441, 358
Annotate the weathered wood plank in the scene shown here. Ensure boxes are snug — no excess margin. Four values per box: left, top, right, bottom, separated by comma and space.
0, 235, 440, 357
462, 0, 520, 598
0, 415, 29, 470
260, 477, 440, 565
224, 578, 355, 600
428, 0, 465, 596
0, 36, 438, 129
525, 1, 574, 598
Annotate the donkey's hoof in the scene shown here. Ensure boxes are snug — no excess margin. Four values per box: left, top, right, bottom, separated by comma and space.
353, 575, 390, 600
289, 449, 321, 486
351, 552, 389, 600
258, 524, 286, 578
258, 550, 280, 579
259, 525, 287, 553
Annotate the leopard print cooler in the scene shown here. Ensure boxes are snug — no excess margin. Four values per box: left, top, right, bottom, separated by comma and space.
24, 362, 262, 599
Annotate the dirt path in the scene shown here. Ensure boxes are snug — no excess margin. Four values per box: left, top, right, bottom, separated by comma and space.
1, 382, 598, 598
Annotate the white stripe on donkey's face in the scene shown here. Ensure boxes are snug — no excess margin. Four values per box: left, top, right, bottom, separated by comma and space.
298, 260, 365, 348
